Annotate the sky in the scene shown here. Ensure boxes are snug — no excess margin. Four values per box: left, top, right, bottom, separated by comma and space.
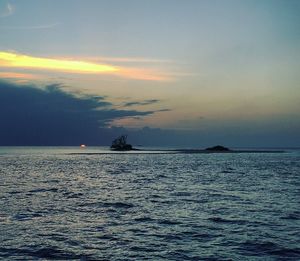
0, 0, 299, 147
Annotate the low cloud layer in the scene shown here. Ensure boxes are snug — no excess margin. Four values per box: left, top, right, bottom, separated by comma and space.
0, 80, 157, 145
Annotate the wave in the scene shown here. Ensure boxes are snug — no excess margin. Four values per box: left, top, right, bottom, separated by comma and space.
238, 240, 300, 258
208, 216, 247, 225
0, 246, 90, 260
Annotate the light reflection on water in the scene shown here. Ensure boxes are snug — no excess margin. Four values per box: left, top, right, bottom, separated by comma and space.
0, 146, 180, 156
0, 148, 299, 260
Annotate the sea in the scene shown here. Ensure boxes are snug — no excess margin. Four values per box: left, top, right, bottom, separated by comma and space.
0, 147, 299, 260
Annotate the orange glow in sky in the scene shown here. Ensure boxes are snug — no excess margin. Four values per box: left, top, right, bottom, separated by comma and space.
0, 72, 39, 79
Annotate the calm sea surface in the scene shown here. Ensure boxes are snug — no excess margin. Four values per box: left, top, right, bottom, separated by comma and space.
0, 147, 299, 260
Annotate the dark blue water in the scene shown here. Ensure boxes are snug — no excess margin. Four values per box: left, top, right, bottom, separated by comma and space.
0, 147, 299, 260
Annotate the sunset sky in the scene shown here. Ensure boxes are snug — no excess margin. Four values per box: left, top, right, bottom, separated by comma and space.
0, 0, 299, 146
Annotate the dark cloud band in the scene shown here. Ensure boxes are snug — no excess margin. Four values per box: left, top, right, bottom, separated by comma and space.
0, 80, 157, 145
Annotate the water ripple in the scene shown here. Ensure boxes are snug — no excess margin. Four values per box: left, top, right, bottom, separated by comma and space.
0, 149, 299, 260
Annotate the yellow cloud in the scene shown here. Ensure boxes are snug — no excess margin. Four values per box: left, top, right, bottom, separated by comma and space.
0, 51, 172, 81
0, 52, 118, 74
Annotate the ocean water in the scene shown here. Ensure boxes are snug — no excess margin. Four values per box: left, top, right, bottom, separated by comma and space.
0, 147, 299, 260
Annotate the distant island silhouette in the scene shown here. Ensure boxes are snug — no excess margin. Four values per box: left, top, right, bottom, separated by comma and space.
205, 145, 230, 151
105, 136, 284, 154
110, 136, 231, 152
110, 135, 135, 151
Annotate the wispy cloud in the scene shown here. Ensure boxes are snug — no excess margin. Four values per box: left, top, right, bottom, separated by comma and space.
0, 51, 173, 81
0, 72, 39, 80
0, 3, 15, 18
109, 108, 170, 128
123, 99, 160, 107
118, 67, 171, 81
89, 57, 173, 64
0, 22, 60, 30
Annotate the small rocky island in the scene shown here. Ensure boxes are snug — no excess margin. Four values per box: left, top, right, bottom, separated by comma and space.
110, 135, 133, 151
205, 145, 230, 151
